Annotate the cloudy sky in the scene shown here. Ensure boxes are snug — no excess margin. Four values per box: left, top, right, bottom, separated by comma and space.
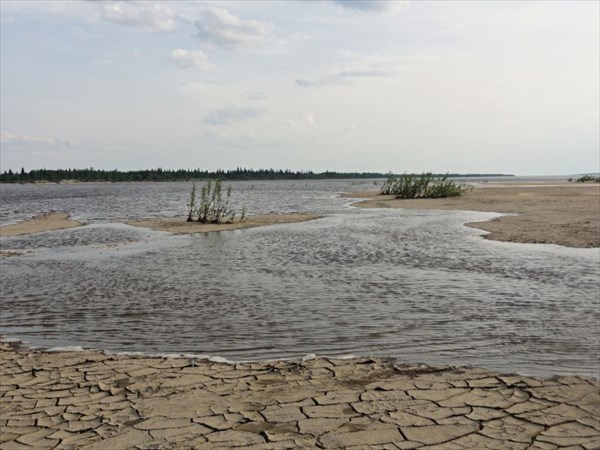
1, 1, 598, 175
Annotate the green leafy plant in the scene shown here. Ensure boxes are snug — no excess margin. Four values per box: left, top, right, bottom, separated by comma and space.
381, 172, 469, 198
576, 175, 600, 183
380, 172, 397, 195
186, 180, 238, 224
186, 184, 197, 222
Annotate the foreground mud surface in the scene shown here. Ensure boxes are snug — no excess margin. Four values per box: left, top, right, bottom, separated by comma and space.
1, 344, 598, 449
349, 184, 600, 248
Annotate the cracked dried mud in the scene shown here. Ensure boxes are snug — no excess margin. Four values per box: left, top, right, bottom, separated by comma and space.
1, 343, 598, 449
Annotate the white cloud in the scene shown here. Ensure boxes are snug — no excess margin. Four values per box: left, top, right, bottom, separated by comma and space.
70, 26, 95, 40
181, 82, 219, 93
0, 131, 128, 170
98, 1, 176, 32
296, 50, 400, 87
203, 107, 265, 125
132, 48, 142, 57
295, 78, 338, 88
193, 6, 272, 50
281, 112, 317, 127
296, 69, 390, 87
331, 0, 409, 14
170, 49, 216, 72
93, 58, 111, 66
0, 1, 95, 22
0, 131, 75, 148
248, 91, 266, 101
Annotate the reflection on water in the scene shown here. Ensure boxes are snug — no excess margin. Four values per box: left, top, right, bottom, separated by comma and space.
1, 180, 598, 377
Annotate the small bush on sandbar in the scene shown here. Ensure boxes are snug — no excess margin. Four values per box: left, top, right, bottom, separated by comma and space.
576, 175, 600, 183
381, 172, 469, 198
186, 184, 197, 221
186, 180, 237, 224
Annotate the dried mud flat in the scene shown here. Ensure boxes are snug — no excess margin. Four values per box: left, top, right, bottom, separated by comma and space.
1, 343, 598, 449
348, 183, 600, 248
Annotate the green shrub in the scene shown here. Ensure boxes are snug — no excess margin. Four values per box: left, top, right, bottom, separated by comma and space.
380, 172, 469, 198
186, 184, 197, 222
380, 172, 398, 195
576, 175, 600, 183
187, 180, 237, 224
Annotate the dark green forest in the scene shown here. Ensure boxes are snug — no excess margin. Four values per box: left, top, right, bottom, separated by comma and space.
0, 167, 512, 183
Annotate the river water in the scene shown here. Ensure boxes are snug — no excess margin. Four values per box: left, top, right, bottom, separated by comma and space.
1, 179, 598, 377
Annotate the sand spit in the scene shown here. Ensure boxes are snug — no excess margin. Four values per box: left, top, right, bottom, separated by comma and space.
0, 343, 598, 449
0, 250, 32, 258
0, 213, 82, 238
348, 184, 600, 248
127, 214, 321, 234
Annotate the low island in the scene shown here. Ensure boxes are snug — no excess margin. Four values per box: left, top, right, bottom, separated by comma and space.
127, 213, 321, 234
0, 212, 82, 237
0, 212, 320, 239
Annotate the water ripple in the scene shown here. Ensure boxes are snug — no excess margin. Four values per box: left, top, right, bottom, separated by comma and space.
1, 180, 598, 377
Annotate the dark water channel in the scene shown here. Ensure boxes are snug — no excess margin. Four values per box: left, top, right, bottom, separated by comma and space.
1, 180, 598, 377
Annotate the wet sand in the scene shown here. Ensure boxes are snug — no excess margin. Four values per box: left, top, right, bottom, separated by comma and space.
127, 214, 321, 234
0, 213, 319, 241
1, 343, 598, 449
348, 183, 600, 248
0, 213, 82, 237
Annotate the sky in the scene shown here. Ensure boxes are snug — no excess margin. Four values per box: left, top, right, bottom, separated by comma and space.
0, 0, 598, 175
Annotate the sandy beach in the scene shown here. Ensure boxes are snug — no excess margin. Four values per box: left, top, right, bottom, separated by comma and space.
0, 213, 82, 238
127, 214, 321, 234
347, 183, 600, 248
1, 343, 598, 449
0, 213, 320, 259
0, 213, 320, 240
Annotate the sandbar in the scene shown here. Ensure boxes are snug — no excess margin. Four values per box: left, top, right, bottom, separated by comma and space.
347, 183, 600, 248
127, 213, 321, 234
0, 342, 598, 449
0, 212, 82, 237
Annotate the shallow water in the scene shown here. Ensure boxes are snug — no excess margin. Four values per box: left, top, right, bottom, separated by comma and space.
1, 180, 598, 377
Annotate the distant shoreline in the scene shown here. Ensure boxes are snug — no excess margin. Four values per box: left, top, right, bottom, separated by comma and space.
0, 168, 514, 184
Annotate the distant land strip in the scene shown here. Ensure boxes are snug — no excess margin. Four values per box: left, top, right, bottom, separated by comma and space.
0, 168, 513, 183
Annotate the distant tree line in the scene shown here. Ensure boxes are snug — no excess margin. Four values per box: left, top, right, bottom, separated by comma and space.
0, 167, 513, 183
